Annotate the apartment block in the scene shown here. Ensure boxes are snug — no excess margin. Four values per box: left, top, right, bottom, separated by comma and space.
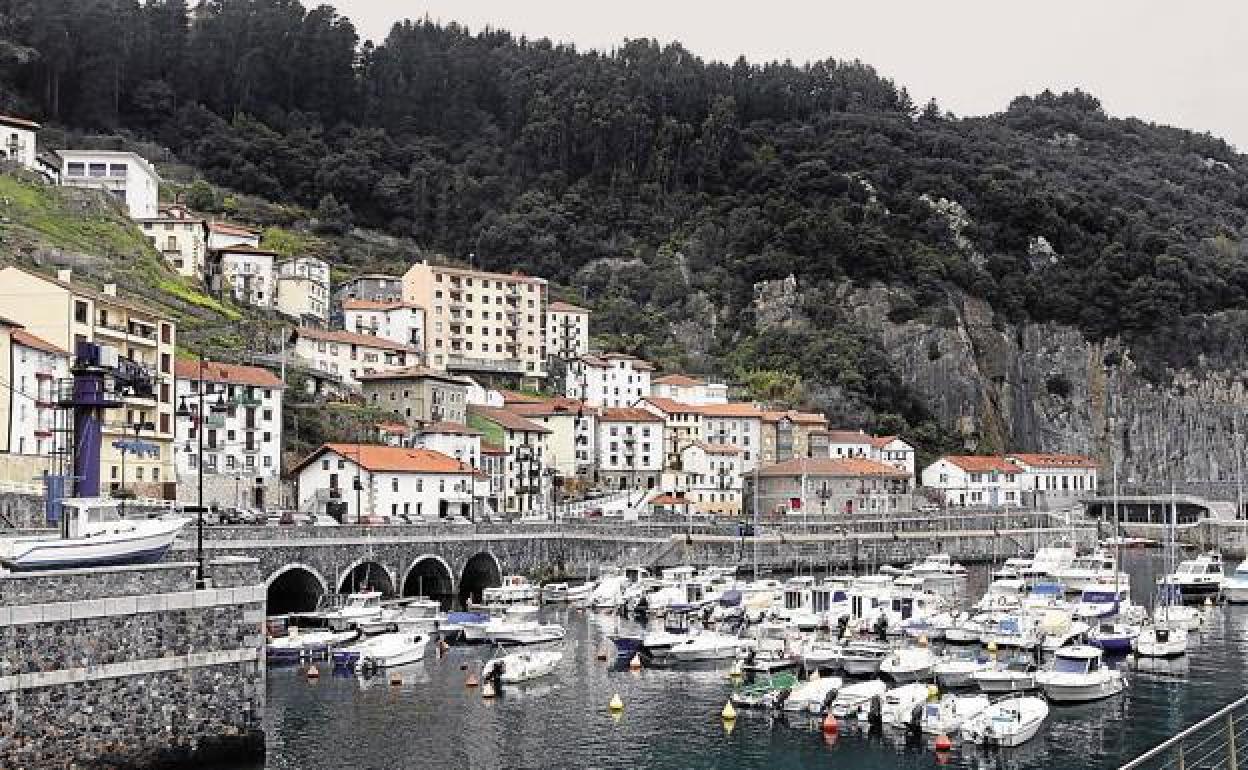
566, 352, 653, 408
0, 319, 69, 458
174, 360, 284, 481
359, 366, 470, 425
275, 257, 331, 325
213, 246, 277, 309
293, 327, 418, 387
547, 300, 591, 359
343, 300, 425, 350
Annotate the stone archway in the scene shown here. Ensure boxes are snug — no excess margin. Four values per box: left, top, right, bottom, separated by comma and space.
266, 563, 329, 615
402, 554, 456, 610
336, 559, 396, 597
458, 551, 503, 607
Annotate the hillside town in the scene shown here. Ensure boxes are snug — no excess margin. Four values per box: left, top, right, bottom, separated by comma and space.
0, 116, 1101, 525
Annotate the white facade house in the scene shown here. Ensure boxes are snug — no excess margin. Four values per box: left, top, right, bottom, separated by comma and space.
58, 150, 161, 219
698, 403, 764, 472
207, 222, 261, 250
466, 405, 551, 515
1005, 453, 1100, 507
566, 352, 653, 408
4, 326, 69, 457
343, 299, 426, 351
546, 300, 591, 359
139, 205, 208, 280
825, 429, 916, 479
507, 398, 586, 480
294, 328, 417, 387
275, 257, 330, 324
921, 456, 1023, 508
0, 114, 40, 172
595, 407, 664, 491
295, 443, 478, 522
671, 441, 743, 515
214, 246, 276, 309
410, 422, 483, 471
174, 360, 284, 480
462, 377, 504, 407
650, 374, 728, 405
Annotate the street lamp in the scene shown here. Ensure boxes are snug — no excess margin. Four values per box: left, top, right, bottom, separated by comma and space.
175, 354, 229, 587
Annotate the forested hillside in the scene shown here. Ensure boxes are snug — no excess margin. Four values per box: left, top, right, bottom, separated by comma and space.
2, 0, 1248, 457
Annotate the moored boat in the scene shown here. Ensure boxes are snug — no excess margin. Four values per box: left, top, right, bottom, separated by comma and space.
960, 696, 1048, 747
0, 498, 189, 571
1036, 645, 1126, 702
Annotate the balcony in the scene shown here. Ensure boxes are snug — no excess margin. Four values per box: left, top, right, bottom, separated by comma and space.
445, 355, 525, 374
203, 414, 226, 428
231, 395, 262, 407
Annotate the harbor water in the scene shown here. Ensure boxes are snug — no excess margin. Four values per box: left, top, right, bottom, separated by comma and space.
246, 551, 1248, 770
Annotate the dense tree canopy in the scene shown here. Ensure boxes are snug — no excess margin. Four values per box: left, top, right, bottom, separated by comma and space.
1, 0, 1247, 443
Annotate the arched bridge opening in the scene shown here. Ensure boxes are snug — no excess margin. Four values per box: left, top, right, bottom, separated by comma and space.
459, 552, 503, 608
402, 556, 455, 610
338, 560, 396, 597
267, 566, 327, 615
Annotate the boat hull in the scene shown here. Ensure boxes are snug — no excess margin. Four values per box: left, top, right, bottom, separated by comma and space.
973, 674, 1037, 693
0, 518, 188, 571
1038, 677, 1125, 703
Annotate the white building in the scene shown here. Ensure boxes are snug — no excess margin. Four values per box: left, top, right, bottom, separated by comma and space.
275, 257, 331, 325
214, 246, 276, 309
507, 398, 587, 480
595, 407, 664, 492
637, 396, 704, 470
343, 299, 426, 350
698, 402, 764, 471
546, 300, 591, 359
466, 405, 551, 515
650, 374, 728, 405
670, 441, 743, 515
295, 443, 478, 522
462, 377, 504, 407
139, 204, 208, 280
207, 221, 260, 250
1005, 453, 1100, 507
566, 352, 653, 408
825, 429, 916, 479
58, 150, 161, 219
294, 328, 418, 387
2, 323, 69, 457
921, 456, 1023, 508
411, 421, 483, 471
0, 114, 39, 172
174, 359, 284, 480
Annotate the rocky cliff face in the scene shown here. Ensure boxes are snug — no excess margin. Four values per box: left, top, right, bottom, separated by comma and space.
758, 278, 1248, 491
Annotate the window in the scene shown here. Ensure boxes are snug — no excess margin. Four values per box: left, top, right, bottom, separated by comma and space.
109, 163, 127, 177
75, 301, 88, 324
322, 459, 330, 470
67, 162, 85, 176
392, 478, 399, 492
88, 162, 107, 177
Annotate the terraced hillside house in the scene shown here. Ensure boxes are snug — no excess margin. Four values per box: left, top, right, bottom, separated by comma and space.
546, 300, 591, 359
760, 410, 829, 465
595, 407, 664, 495
173, 360, 284, 484
206, 221, 260, 250
921, 455, 1023, 508
467, 405, 551, 515
138, 204, 208, 280
566, 352, 654, 408
1005, 453, 1100, 508
342, 299, 425, 351
748, 457, 914, 517
0, 318, 69, 458
0, 267, 177, 493
213, 245, 277, 309
58, 149, 160, 218
650, 373, 729, 405
698, 402, 765, 472
331, 273, 404, 327
0, 114, 39, 172
275, 257, 331, 325
295, 443, 479, 523
359, 366, 470, 425
293, 327, 418, 387
403, 260, 548, 386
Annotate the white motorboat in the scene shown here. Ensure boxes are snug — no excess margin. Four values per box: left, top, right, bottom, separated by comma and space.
909, 553, 968, 580
482, 649, 562, 684
982, 614, 1040, 649
829, 678, 888, 718
973, 657, 1039, 693
841, 641, 890, 676
961, 696, 1048, 747
901, 611, 958, 641
974, 579, 1028, 612
0, 498, 189, 571
1052, 550, 1129, 593
1072, 588, 1132, 621
782, 675, 843, 713
992, 557, 1033, 580
666, 632, 753, 664
880, 682, 933, 729
355, 632, 430, 670
1030, 543, 1077, 579
921, 694, 990, 735
1133, 624, 1189, 658
1223, 559, 1248, 604
319, 591, 385, 626
1036, 645, 1126, 702
742, 623, 801, 672
475, 575, 540, 608
541, 581, 593, 603
589, 575, 630, 609
271, 627, 359, 663
483, 620, 567, 645
1088, 622, 1141, 655
1037, 610, 1090, 651
933, 651, 991, 688
944, 613, 987, 644
802, 640, 845, 673
1158, 551, 1224, 605
880, 646, 935, 683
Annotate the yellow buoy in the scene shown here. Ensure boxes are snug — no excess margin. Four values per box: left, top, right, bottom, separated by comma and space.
723, 717, 736, 736
305, 665, 320, 680
609, 693, 625, 712
721, 700, 737, 721
986, 641, 998, 652
629, 653, 642, 671
927, 684, 940, 700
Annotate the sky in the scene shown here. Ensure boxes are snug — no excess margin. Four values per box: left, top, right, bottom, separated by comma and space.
329, 1, 1248, 150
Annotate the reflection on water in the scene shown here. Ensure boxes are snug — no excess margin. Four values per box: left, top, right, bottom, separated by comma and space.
248, 551, 1248, 770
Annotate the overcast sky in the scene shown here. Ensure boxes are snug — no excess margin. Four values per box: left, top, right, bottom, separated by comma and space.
330, 1, 1248, 150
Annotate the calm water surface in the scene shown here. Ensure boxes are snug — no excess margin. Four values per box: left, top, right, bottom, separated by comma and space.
246, 551, 1248, 770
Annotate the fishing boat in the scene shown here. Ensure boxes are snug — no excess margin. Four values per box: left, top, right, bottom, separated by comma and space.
841, 641, 891, 676
482, 619, 566, 646
782, 675, 843, 713
880, 646, 935, 683
1133, 624, 1189, 658
1036, 645, 1126, 702
933, 650, 991, 688
880, 682, 933, 728
355, 632, 431, 670
481, 649, 562, 685
921, 694, 991, 735
1223, 559, 1248, 604
960, 696, 1048, 747
729, 672, 799, 709
0, 498, 189, 571
972, 657, 1039, 693
829, 679, 889, 718
1158, 551, 1224, 605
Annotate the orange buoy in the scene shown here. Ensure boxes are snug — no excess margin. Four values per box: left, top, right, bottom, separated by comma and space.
821, 713, 838, 734
305, 665, 320, 680
628, 653, 642, 671
465, 672, 480, 687
389, 673, 403, 686
934, 734, 953, 751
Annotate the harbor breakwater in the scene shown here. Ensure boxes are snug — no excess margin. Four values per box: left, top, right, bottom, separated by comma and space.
0, 558, 266, 768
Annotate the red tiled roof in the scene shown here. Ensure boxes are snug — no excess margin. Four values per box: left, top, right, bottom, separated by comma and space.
342, 299, 421, 312
639, 397, 702, 415
294, 444, 474, 475
580, 352, 655, 371
0, 114, 40, 131
297, 327, 419, 354
208, 221, 258, 236
508, 398, 587, 418
598, 407, 664, 423
825, 429, 873, 444
499, 389, 546, 404
866, 435, 906, 450
654, 374, 704, 387
376, 422, 409, 435
419, 421, 483, 436
1006, 453, 1099, 469
697, 402, 764, 418
756, 457, 909, 478
763, 410, 827, 426
942, 456, 1022, 474
467, 404, 550, 434
549, 300, 590, 314
174, 358, 283, 388
10, 329, 67, 356
481, 441, 507, 455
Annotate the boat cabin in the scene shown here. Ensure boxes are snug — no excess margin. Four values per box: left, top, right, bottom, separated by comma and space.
1052, 646, 1103, 675
59, 498, 126, 539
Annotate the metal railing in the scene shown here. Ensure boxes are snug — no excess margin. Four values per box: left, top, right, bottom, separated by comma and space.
1119, 694, 1248, 770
